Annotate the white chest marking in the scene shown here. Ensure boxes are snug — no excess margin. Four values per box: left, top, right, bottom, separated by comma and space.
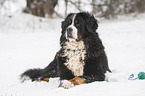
63, 38, 86, 76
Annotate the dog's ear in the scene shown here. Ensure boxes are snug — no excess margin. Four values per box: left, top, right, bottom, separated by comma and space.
61, 21, 65, 33
85, 13, 98, 33
61, 21, 64, 29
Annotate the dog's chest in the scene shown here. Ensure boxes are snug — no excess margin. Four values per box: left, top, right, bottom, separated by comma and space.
63, 39, 86, 76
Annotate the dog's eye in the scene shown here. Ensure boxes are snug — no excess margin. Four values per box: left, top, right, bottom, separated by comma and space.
69, 20, 71, 24
75, 20, 78, 24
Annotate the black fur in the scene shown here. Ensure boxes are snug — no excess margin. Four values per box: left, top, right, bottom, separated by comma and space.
21, 12, 111, 84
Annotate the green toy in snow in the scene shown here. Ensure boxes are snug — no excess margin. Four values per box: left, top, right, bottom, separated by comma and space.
128, 72, 145, 80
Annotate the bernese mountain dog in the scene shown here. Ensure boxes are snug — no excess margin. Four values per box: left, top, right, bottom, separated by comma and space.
21, 12, 111, 89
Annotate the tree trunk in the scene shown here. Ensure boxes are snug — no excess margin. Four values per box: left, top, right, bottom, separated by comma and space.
23, 0, 58, 18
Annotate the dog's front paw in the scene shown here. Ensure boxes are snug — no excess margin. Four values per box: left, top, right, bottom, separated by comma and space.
69, 76, 85, 85
59, 80, 74, 89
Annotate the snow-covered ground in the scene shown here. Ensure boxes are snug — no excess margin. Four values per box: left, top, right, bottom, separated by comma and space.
0, 11, 145, 96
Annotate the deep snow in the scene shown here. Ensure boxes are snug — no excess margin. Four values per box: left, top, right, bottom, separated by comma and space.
0, 12, 145, 96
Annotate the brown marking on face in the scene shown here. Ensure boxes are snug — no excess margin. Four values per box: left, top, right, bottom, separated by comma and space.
69, 20, 71, 24
78, 34, 82, 40
69, 76, 85, 85
75, 20, 78, 24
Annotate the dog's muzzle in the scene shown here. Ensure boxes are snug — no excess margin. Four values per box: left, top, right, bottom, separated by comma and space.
67, 27, 73, 38
66, 26, 78, 40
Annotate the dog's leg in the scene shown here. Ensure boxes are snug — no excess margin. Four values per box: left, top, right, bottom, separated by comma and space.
59, 77, 85, 89
57, 51, 76, 89
41, 78, 49, 82
69, 75, 105, 85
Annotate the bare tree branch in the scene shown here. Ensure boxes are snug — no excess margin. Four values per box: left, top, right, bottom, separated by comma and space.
68, 0, 82, 12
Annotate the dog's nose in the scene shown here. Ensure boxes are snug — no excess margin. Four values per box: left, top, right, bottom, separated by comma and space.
67, 27, 73, 38
67, 27, 73, 32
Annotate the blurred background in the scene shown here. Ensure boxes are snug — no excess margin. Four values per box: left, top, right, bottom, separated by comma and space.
1, 0, 145, 18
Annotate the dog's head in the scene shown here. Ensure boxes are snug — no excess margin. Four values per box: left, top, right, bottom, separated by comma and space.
60, 12, 98, 45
